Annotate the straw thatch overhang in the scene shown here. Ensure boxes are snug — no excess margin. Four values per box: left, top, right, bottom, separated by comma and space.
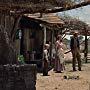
23, 13, 64, 30
0, 0, 90, 14
0, 0, 64, 13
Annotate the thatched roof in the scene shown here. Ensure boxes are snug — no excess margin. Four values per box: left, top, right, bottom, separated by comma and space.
0, 0, 90, 14
0, 0, 67, 7
24, 13, 64, 29
0, 0, 64, 10
25, 13, 64, 24
0, 0, 68, 13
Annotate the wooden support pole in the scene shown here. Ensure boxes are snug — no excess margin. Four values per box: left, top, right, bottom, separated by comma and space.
43, 26, 46, 45
42, 25, 46, 60
84, 28, 88, 63
49, 30, 54, 65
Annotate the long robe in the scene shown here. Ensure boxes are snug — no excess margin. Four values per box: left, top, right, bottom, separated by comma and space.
54, 41, 65, 72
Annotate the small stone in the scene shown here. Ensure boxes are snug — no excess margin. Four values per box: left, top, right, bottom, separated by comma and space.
55, 87, 58, 89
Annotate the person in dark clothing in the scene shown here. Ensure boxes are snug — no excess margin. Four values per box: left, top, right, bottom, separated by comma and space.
70, 31, 81, 71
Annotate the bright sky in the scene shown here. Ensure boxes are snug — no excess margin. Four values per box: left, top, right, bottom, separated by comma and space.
58, 5, 90, 25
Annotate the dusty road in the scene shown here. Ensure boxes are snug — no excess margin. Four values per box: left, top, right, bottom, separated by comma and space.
36, 63, 90, 90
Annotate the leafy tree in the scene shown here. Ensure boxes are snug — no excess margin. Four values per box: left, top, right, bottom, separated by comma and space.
59, 14, 90, 34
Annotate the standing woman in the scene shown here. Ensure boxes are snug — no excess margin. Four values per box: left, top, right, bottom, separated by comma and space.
54, 35, 65, 73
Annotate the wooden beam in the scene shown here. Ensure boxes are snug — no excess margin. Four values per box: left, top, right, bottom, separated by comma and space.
11, 15, 22, 41
13, 1, 90, 14
43, 26, 46, 45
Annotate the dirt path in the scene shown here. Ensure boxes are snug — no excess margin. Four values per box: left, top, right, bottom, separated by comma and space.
36, 63, 90, 90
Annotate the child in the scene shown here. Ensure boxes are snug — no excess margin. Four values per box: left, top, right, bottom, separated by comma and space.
43, 44, 50, 76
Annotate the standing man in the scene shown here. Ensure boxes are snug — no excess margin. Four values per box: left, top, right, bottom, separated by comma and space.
70, 31, 81, 71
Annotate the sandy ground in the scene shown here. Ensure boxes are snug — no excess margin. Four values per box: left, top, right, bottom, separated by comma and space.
36, 54, 90, 90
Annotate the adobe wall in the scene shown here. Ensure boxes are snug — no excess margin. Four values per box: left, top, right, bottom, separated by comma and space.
0, 64, 37, 90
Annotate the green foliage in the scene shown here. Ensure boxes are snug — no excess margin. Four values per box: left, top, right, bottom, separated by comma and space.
18, 55, 25, 64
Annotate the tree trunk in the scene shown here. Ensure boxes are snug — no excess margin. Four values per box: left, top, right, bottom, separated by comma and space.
0, 13, 20, 64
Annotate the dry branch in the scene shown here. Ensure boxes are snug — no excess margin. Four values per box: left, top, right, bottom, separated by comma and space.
15, 1, 90, 14
0, 1, 90, 14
